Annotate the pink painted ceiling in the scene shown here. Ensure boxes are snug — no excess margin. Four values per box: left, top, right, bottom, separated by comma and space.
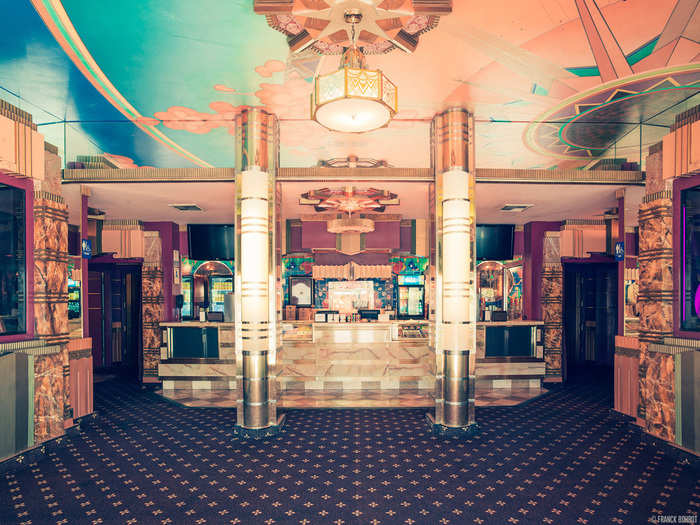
63, 180, 643, 226
13, 0, 700, 170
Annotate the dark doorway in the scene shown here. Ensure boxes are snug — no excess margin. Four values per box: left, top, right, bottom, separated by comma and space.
563, 262, 617, 383
88, 259, 142, 381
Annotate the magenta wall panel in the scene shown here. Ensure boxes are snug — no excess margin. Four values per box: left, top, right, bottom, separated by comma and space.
314, 252, 389, 265
513, 230, 524, 257
301, 221, 336, 249
365, 221, 400, 249
523, 221, 560, 321
288, 222, 303, 252
400, 223, 412, 252
179, 231, 188, 258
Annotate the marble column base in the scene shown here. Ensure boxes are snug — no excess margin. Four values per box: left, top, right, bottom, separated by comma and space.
425, 413, 480, 438
233, 414, 286, 439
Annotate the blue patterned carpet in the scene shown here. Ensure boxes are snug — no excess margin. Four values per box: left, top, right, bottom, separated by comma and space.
0, 376, 697, 525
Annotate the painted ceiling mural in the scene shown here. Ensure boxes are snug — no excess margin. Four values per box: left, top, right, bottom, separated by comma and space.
1, 0, 698, 170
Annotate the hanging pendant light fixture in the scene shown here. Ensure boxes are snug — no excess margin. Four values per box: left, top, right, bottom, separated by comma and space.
311, 9, 398, 133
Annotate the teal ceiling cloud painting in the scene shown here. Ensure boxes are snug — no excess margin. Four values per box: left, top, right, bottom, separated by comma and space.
2, 0, 699, 170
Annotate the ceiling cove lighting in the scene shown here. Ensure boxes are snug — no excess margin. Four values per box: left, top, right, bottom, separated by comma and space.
311, 9, 398, 133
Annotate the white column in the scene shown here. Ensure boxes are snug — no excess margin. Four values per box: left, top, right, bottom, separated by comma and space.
429, 108, 478, 433
233, 108, 283, 436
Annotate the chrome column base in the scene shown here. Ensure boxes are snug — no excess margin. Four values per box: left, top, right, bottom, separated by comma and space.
233, 413, 286, 439
425, 413, 479, 438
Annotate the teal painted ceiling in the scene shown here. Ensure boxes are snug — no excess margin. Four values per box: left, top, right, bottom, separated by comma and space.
3, 0, 700, 170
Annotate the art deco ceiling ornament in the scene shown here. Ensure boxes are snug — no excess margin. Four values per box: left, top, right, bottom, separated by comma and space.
301, 185, 399, 234
310, 9, 398, 132
254, 0, 452, 55
300, 185, 399, 214
319, 155, 391, 168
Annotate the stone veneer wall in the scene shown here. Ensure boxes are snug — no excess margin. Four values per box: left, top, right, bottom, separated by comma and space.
32, 191, 72, 440
33, 350, 65, 442
637, 193, 675, 442
142, 232, 164, 382
33, 192, 69, 345
541, 231, 563, 381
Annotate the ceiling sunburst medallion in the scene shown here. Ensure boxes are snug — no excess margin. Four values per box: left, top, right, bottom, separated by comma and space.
300, 185, 400, 234
254, 0, 452, 54
300, 185, 399, 214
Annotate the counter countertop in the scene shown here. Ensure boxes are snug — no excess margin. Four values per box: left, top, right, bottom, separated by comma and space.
160, 321, 235, 328
282, 321, 430, 327
476, 320, 544, 327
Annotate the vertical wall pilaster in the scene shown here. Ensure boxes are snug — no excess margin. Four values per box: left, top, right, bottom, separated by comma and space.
637, 192, 675, 440
142, 232, 163, 383
234, 107, 283, 437
428, 108, 478, 434
541, 231, 563, 381
33, 190, 71, 429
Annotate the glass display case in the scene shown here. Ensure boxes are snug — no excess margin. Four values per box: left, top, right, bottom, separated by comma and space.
327, 280, 374, 313
181, 275, 193, 319
476, 261, 514, 321
392, 322, 429, 340
210, 275, 233, 313
67, 278, 81, 319
505, 263, 523, 321
396, 274, 425, 319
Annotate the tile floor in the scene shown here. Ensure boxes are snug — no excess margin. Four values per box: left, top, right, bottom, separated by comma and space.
157, 386, 545, 408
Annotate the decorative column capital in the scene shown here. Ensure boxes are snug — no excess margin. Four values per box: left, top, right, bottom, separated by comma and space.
234, 107, 280, 174
431, 107, 474, 175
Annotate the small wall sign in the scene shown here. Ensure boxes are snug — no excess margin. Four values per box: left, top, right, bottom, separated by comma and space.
614, 241, 624, 261
81, 239, 92, 259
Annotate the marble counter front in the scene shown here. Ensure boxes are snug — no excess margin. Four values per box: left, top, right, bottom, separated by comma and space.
158, 321, 236, 389
277, 321, 434, 393
475, 321, 545, 388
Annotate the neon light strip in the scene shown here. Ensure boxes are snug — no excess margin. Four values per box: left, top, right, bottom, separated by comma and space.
683, 205, 686, 321
30, 0, 213, 167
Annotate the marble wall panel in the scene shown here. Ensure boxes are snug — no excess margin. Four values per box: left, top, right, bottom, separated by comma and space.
158, 363, 237, 377
541, 263, 563, 380
645, 150, 664, 195
636, 194, 675, 443
39, 150, 62, 195
475, 327, 486, 359
642, 348, 676, 441
142, 265, 164, 381
33, 195, 70, 345
637, 299, 673, 336
543, 233, 560, 264
34, 353, 64, 443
